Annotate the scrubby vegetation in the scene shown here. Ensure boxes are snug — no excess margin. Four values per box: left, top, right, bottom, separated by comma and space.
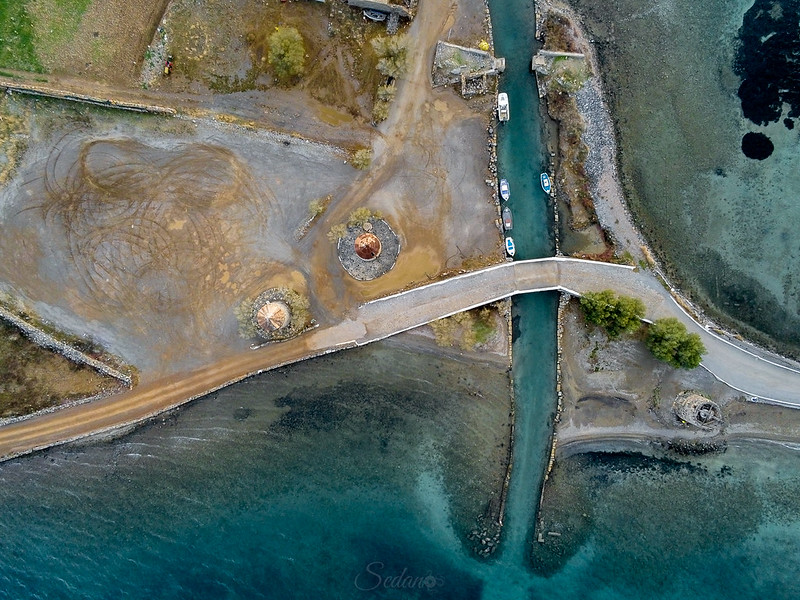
308, 195, 332, 219
579, 290, 645, 338
542, 13, 581, 53
0, 319, 115, 418
347, 206, 382, 228
327, 223, 348, 243
430, 307, 497, 351
350, 148, 373, 170
327, 206, 383, 243
234, 299, 259, 339
0, 96, 30, 185
372, 82, 396, 123
645, 317, 706, 369
371, 34, 409, 79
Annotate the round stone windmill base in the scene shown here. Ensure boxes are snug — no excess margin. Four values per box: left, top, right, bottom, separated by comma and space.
250, 289, 305, 342
337, 219, 400, 281
673, 392, 722, 430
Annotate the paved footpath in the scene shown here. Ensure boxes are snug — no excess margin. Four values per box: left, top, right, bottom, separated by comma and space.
1, 257, 799, 461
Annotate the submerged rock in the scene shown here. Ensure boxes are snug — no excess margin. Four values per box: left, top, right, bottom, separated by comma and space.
741, 132, 774, 160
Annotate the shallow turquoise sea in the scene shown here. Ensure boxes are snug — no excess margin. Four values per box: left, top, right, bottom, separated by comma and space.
569, 0, 800, 355
2, 349, 800, 599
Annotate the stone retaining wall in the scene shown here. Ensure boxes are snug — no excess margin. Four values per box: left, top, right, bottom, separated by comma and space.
0, 79, 176, 115
0, 306, 132, 386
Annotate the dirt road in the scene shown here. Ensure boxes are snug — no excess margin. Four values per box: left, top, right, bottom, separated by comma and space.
4, 257, 800, 461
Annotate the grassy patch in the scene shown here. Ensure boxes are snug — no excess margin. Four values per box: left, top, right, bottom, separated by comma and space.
0, 1, 43, 72
0, 319, 115, 418
28, 0, 93, 66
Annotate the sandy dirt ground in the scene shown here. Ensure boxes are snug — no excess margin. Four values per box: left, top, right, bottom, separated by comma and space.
557, 300, 800, 453
0, 0, 500, 384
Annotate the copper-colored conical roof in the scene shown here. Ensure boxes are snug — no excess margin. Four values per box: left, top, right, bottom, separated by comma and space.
354, 232, 382, 260
256, 301, 290, 331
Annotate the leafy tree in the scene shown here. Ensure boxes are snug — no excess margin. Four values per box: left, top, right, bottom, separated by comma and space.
371, 35, 409, 78
579, 290, 645, 338
645, 317, 706, 369
376, 84, 396, 102
350, 148, 372, 170
327, 223, 347, 243
268, 27, 305, 83
372, 100, 390, 123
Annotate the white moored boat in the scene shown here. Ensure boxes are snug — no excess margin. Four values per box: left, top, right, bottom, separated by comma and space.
499, 178, 510, 201
540, 172, 552, 194
497, 92, 509, 122
505, 236, 515, 257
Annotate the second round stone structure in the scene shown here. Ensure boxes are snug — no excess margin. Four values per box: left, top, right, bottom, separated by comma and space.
337, 219, 400, 280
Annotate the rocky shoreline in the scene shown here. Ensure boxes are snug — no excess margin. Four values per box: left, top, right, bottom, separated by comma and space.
535, 0, 800, 383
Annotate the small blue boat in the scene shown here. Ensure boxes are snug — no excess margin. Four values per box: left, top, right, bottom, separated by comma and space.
499, 178, 510, 201
505, 236, 515, 257
540, 172, 552, 194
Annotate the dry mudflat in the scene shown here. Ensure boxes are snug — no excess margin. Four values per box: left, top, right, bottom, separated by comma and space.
0, 0, 502, 385
558, 300, 800, 454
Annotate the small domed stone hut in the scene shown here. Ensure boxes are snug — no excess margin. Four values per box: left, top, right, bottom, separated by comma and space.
248, 288, 310, 342
255, 301, 290, 333
673, 392, 722, 430
354, 232, 382, 261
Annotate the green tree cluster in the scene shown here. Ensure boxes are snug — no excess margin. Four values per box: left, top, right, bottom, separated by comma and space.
268, 26, 305, 83
579, 290, 645, 338
645, 318, 706, 369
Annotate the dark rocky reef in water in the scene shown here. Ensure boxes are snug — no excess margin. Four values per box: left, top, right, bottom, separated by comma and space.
734, 0, 800, 127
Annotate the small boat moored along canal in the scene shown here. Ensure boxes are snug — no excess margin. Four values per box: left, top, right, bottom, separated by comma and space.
502, 206, 513, 231
499, 178, 510, 201
497, 92, 510, 122
363, 9, 387, 21
540, 172, 552, 194
505, 236, 516, 257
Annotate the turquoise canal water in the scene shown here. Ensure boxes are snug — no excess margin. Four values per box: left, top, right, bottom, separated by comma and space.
3, 0, 800, 598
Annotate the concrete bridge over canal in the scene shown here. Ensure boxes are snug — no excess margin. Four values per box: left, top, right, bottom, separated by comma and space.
2, 257, 799, 461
